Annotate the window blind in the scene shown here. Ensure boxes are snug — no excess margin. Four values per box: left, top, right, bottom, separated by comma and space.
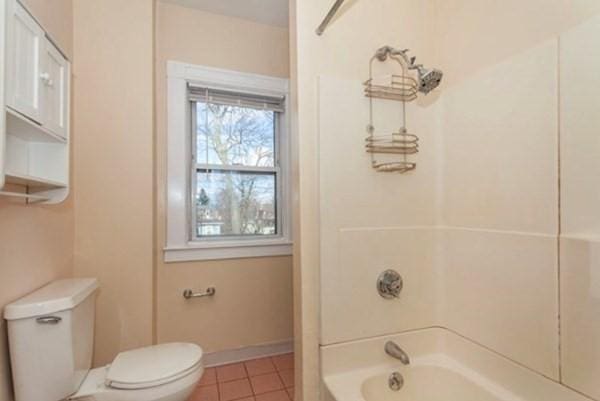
188, 85, 285, 113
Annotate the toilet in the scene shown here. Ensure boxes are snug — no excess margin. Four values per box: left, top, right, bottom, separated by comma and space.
4, 278, 204, 401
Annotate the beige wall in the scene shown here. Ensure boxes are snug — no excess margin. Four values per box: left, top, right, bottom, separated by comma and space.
433, 0, 600, 88
0, 1, 74, 400
72, 0, 155, 366
155, 2, 293, 355
293, 0, 600, 400
21, 0, 73, 59
1, 2, 291, 399
156, 2, 289, 78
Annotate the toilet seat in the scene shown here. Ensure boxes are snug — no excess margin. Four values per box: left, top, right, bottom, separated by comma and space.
106, 343, 203, 390
70, 343, 204, 401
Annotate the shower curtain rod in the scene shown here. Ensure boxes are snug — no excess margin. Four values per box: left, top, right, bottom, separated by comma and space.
316, 0, 345, 35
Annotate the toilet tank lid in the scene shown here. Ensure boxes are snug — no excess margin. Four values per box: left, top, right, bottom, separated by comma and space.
4, 278, 99, 320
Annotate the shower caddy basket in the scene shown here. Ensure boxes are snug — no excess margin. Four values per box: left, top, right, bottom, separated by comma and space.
364, 48, 419, 173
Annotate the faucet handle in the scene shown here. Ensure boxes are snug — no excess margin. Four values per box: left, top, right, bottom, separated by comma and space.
377, 270, 403, 299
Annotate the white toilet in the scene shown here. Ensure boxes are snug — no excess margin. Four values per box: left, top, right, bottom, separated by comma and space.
4, 278, 204, 401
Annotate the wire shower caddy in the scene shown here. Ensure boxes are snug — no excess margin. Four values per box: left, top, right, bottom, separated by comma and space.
364, 49, 420, 173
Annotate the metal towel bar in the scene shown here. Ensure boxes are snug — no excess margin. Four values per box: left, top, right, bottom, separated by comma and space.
183, 287, 216, 299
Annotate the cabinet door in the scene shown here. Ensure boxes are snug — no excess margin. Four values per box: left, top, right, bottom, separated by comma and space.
0, 0, 5, 188
6, 1, 44, 123
41, 38, 69, 139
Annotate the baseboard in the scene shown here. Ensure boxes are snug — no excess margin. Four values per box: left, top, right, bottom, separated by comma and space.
203, 339, 294, 367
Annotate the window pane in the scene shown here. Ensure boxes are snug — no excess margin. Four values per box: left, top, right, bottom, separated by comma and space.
196, 102, 275, 167
195, 170, 277, 237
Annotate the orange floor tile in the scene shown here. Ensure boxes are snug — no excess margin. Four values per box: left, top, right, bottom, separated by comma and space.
189, 353, 295, 401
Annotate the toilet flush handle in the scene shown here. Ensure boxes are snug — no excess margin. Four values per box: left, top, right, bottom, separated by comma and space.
36, 316, 62, 325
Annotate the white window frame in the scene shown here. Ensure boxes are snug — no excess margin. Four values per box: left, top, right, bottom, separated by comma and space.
165, 61, 292, 262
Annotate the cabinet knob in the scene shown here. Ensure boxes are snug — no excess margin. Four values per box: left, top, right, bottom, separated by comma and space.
40, 73, 54, 88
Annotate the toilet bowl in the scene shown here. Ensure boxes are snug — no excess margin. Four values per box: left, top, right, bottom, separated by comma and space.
4, 278, 204, 401
70, 343, 204, 401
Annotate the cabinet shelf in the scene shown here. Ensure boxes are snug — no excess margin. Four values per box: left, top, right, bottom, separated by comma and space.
6, 107, 66, 143
0, 190, 49, 203
5, 172, 66, 190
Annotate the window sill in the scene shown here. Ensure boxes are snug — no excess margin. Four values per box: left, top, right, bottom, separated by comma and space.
163, 240, 293, 263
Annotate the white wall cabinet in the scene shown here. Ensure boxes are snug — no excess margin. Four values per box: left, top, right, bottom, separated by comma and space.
6, 0, 69, 140
0, 0, 70, 203
40, 37, 69, 139
6, 0, 43, 123
0, 0, 5, 190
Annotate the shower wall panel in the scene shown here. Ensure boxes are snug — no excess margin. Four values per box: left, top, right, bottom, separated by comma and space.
318, 76, 442, 345
559, 14, 600, 400
440, 39, 560, 379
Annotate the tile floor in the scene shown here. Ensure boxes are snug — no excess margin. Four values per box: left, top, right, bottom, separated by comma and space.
188, 353, 295, 401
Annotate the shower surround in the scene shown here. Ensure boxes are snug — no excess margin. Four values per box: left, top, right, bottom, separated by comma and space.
292, 0, 600, 400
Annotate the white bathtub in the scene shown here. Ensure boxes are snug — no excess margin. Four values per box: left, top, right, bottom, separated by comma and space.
321, 328, 592, 401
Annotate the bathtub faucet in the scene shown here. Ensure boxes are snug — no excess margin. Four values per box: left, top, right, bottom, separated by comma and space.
384, 341, 410, 365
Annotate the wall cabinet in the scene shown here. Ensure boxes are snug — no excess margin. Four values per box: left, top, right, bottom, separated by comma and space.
41, 38, 69, 139
0, 0, 70, 203
6, 0, 43, 124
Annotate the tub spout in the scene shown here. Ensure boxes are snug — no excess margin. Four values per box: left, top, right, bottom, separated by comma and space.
385, 341, 410, 365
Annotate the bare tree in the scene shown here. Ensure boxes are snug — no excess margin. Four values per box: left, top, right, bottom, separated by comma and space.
196, 103, 276, 236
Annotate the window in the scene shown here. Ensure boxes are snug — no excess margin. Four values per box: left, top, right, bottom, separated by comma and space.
191, 89, 283, 239
165, 62, 291, 262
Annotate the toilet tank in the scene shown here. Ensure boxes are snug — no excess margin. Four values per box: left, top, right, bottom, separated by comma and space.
4, 278, 99, 401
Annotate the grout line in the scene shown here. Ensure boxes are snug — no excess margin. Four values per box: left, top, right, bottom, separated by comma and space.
242, 360, 251, 384
216, 372, 250, 384
445, 326, 561, 383
216, 372, 222, 401
249, 367, 257, 396
321, 325, 447, 348
556, 35, 563, 384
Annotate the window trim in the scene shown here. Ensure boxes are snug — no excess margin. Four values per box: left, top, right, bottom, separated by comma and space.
165, 61, 292, 263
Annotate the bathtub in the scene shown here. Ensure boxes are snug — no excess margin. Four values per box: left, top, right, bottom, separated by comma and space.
321, 328, 591, 401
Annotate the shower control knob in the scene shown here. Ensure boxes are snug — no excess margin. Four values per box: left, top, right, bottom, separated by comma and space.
377, 270, 403, 299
